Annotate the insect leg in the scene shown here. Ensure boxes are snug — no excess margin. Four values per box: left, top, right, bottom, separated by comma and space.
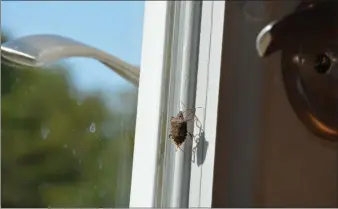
175, 145, 185, 152
185, 118, 195, 122
192, 144, 198, 153
183, 113, 202, 130
180, 101, 187, 109
191, 133, 202, 153
185, 114, 203, 130
188, 132, 200, 143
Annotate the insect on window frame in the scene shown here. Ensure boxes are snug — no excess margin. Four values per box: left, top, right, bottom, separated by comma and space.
168, 107, 201, 152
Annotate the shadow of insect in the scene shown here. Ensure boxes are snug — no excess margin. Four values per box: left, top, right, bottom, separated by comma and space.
169, 107, 202, 152
191, 130, 209, 166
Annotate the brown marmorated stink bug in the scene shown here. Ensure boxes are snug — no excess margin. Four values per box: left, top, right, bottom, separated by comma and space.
169, 108, 198, 152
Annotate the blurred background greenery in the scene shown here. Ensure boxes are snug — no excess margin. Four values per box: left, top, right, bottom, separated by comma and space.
1, 33, 138, 207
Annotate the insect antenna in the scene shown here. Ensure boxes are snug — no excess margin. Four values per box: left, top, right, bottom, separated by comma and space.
181, 107, 203, 119
180, 101, 203, 112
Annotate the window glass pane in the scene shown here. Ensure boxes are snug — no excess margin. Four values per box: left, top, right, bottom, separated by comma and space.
1, 1, 144, 207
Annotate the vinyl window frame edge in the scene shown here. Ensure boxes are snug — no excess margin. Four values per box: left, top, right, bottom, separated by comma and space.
189, 1, 226, 207
129, 2, 171, 207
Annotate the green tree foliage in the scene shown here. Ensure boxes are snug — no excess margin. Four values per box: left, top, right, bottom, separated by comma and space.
1, 33, 137, 207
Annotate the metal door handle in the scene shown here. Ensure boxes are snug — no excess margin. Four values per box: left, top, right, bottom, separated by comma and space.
256, 0, 338, 57
256, 0, 338, 141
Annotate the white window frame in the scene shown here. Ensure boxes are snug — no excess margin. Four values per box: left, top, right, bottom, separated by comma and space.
189, 1, 225, 207
129, 2, 170, 207
129, 1, 226, 207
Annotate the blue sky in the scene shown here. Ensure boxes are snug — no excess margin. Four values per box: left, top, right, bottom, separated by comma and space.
2, 1, 144, 92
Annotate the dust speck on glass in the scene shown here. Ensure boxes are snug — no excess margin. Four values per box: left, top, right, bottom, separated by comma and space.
40, 125, 50, 140
89, 122, 97, 133
1, 1, 143, 208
